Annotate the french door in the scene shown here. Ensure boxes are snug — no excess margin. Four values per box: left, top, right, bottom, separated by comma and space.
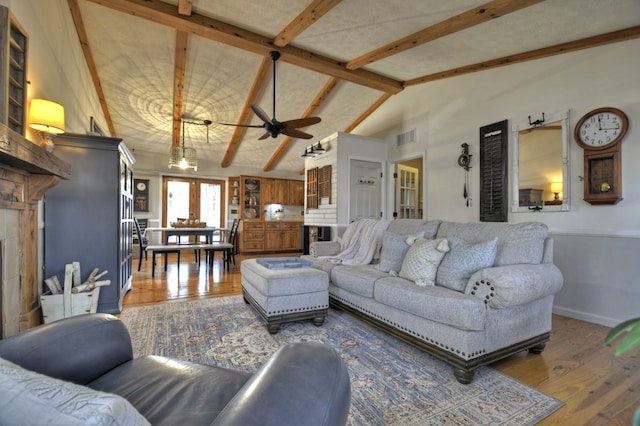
162, 176, 226, 242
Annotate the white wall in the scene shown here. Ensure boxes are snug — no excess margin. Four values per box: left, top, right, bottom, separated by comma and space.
355, 39, 640, 327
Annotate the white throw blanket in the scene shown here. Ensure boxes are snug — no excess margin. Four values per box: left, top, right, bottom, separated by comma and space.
319, 219, 391, 265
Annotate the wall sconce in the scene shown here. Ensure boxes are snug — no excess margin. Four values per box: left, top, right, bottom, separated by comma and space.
550, 181, 563, 201
301, 142, 326, 158
28, 99, 65, 152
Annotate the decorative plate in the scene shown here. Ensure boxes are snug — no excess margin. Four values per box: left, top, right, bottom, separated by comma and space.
244, 208, 257, 218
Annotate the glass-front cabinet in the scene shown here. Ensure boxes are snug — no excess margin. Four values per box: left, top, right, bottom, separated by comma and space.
242, 177, 261, 220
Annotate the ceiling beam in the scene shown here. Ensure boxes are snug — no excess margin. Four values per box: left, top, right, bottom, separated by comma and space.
263, 77, 339, 171
85, 0, 403, 94
177, 0, 192, 16
405, 25, 640, 87
346, 0, 543, 70
221, 55, 273, 168
273, 0, 342, 47
344, 93, 393, 133
171, 31, 189, 148
67, 0, 116, 136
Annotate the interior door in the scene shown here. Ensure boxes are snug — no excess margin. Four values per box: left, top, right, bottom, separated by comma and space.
349, 159, 382, 222
162, 177, 225, 242
395, 163, 419, 219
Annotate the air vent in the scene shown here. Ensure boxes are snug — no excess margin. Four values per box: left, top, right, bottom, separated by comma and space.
396, 129, 416, 147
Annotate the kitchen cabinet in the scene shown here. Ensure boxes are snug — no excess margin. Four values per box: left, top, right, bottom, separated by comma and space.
44, 133, 135, 314
289, 180, 304, 205
241, 221, 264, 252
265, 222, 300, 251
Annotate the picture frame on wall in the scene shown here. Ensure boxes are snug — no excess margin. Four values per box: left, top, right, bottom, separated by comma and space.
89, 116, 105, 136
134, 178, 149, 212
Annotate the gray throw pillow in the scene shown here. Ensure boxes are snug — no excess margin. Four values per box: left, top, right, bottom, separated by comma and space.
0, 356, 150, 426
375, 231, 423, 272
436, 236, 498, 292
397, 238, 450, 286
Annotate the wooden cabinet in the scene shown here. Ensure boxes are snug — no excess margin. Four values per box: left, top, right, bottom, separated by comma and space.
44, 134, 135, 314
262, 178, 276, 204
265, 222, 300, 251
289, 180, 305, 205
242, 177, 262, 220
241, 221, 264, 252
0, 6, 28, 135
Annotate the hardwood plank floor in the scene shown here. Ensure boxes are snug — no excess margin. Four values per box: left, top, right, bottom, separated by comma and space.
123, 252, 639, 425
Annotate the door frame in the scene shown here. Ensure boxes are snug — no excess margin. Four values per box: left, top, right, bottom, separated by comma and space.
161, 176, 226, 227
388, 152, 425, 219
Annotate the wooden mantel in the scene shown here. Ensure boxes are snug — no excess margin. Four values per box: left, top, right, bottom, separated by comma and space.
0, 123, 70, 334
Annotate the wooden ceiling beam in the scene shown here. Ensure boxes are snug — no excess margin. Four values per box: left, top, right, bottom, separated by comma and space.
273, 0, 342, 47
263, 77, 339, 171
405, 25, 640, 87
171, 31, 189, 147
221, 55, 273, 168
347, 0, 543, 70
67, 0, 116, 136
85, 0, 403, 94
344, 93, 393, 133
177, 0, 192, 16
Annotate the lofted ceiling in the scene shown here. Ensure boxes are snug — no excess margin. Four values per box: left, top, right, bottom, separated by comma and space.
69, 0, 640, 175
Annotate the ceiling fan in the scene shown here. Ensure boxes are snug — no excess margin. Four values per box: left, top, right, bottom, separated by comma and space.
218, 50, 321, 140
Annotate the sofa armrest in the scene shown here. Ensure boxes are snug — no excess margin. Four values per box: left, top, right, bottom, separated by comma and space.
0, 313, 133, 385
213, 342, 351, 426
466, 263, 563, 309
309, 240, 342, 257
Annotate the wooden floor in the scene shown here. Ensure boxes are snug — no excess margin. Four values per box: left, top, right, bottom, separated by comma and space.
124, 252, 640, 425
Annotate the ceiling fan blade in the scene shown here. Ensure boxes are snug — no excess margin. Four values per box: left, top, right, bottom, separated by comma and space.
251, 104, 272, 124
258, 131, 272, 140
281, 116, 321, 129
216, 121, 265, 128
282, 128, 314, 139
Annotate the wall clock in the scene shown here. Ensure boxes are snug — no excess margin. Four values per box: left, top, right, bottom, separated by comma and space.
134, 178, 149, 212
574, 107, 628, 205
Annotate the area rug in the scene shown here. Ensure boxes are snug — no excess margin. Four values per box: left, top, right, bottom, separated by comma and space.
120, 296, 563, 425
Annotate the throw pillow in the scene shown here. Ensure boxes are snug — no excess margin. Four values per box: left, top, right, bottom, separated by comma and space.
375, 231, 424, 272
436, 236, 498, 292
0, 356, 150, 426
397, 238, 450, 286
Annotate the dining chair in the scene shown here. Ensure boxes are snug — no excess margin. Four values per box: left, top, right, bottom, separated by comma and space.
133, 217, 148, 271
204, 219, 239, 270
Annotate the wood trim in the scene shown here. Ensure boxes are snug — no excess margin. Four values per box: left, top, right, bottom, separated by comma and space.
172, 31, 189, 148
273, 0, 342, 47
177, 0, 192, 16
221, 55, 272, 168
67, 0, 116, 137
405, 25, 640, 87
263, 77, 339, 171
85, 0, 403, 94
346, 0, 543, 70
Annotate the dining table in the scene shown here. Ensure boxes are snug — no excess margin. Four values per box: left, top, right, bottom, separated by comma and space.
144, 226, 227, 244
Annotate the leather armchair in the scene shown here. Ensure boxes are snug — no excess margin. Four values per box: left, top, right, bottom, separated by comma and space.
0, 313, 351, 426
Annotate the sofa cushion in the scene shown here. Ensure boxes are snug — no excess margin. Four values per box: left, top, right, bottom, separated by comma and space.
436, 221, 548, 266
331, 264, 388, 298
397, 238, 450, 287
436, 236, 498, 292
373, 277, 486, 331
386, 219, 441, 238
375, 231, 423, 273
0, 356, 150, 426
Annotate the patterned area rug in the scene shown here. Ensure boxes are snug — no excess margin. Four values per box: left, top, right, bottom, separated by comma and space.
120, 296, 563, 425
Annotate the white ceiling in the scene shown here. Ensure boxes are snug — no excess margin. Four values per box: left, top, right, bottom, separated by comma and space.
75, 0, 640, 175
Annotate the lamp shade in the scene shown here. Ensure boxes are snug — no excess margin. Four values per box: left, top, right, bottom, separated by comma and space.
550, 182, 563, 194
29, 99, 65, 134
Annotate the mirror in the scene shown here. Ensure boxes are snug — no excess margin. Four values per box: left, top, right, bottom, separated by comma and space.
512, 111, 570, 212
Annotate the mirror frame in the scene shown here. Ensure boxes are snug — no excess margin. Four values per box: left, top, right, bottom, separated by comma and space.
511, 110, 570, 212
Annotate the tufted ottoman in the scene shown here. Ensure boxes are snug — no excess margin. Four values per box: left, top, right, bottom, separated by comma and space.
241, 258, 329, 333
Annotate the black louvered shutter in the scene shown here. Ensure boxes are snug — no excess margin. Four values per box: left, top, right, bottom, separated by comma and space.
479, 120, 508, 222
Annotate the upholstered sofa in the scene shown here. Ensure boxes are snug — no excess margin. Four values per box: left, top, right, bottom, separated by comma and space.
302, 219, 563, 384
0, 313, 351, 425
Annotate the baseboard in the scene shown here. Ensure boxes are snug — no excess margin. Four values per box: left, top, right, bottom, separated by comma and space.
552, 305, 620, 328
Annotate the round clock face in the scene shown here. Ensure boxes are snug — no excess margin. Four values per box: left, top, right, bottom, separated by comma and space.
574, 107, 628, 150
136, 182, 147, 191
